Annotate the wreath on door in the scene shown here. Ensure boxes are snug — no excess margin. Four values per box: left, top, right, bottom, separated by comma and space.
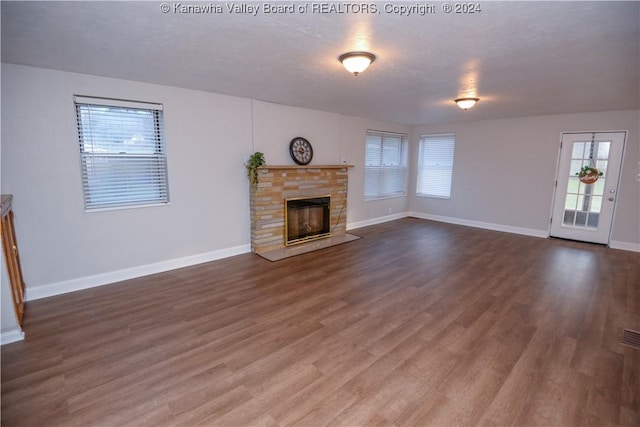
576, 165, 603, 184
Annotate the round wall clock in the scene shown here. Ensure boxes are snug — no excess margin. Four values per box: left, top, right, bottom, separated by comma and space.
289, 137, 313, 165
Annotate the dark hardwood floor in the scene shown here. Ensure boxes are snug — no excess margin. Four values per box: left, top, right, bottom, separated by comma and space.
2, 218, 639, 426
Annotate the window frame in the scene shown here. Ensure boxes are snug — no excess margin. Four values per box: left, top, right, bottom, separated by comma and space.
364, 130, 409, 201
416, 132, 455, 199
74, 95, 170, 211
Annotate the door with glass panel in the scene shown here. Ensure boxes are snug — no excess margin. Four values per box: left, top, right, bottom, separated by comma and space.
550, 132, 626, 244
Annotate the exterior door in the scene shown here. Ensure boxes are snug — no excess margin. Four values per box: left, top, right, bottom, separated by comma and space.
550, 132, 626, 244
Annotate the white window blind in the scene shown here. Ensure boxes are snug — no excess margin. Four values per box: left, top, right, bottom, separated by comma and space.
417, 133, 455, 198
364, 130, 408, 200
75, 96, 169, 210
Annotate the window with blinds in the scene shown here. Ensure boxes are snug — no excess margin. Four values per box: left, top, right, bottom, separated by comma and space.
75, 96, 169, 210
364, 130, 408, 200
416, 133, 455, 198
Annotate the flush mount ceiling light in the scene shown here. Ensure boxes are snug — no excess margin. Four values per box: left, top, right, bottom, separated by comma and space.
339, 51, 376, 76
455, 97, 480, 110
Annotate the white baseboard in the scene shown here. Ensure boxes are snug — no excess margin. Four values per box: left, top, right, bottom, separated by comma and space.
609, 240, 640, 252
1, 328, 25, 345
26, 244, 252, 301
347, 212, 408, 231
406, 211, 549, 239
23, 219, 639, 303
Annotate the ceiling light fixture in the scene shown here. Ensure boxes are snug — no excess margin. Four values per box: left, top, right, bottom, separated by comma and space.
339, 51, 376, 76
454, 97, 479, 110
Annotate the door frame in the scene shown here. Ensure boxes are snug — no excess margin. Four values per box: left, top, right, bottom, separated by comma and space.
549, 129, 628, 245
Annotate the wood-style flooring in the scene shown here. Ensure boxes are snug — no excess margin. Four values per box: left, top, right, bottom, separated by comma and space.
2, 218, 639, 426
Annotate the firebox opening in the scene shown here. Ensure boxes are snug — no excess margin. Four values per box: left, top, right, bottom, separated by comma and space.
285, 196, 331, 246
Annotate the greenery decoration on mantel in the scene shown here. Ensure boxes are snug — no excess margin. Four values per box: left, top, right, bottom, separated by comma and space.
246, 152, 266, 188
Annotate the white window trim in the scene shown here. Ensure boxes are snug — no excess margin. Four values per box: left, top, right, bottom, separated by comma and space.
364, 130, 409, 201
75, 95, 170, 211
416, 132, 455, 199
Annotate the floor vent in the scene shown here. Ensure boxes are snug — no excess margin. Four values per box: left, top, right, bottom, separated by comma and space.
622, 329, 640, 349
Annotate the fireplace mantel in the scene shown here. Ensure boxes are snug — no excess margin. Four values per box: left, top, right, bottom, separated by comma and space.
249, 164, 353, 255
258, 164, 355, 170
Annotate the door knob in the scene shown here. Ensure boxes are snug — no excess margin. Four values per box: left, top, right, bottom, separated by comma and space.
608, 197, 615, 201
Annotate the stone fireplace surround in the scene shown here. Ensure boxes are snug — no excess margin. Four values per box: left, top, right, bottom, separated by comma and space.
249, 164, 355, 259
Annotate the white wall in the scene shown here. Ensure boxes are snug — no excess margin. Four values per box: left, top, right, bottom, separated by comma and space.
1, 64, 253, 297
251, 101, 411, 225
2, 63, 637, 302
1, 64, 409, 299
409, 110, 640, 248
340, 115, 411, 224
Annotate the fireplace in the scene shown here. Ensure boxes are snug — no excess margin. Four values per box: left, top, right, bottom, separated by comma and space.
285, 196, 331, 246
249, 165, 352, 255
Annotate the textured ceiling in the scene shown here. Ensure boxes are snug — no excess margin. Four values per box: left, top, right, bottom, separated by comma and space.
2, 1, 639, 125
